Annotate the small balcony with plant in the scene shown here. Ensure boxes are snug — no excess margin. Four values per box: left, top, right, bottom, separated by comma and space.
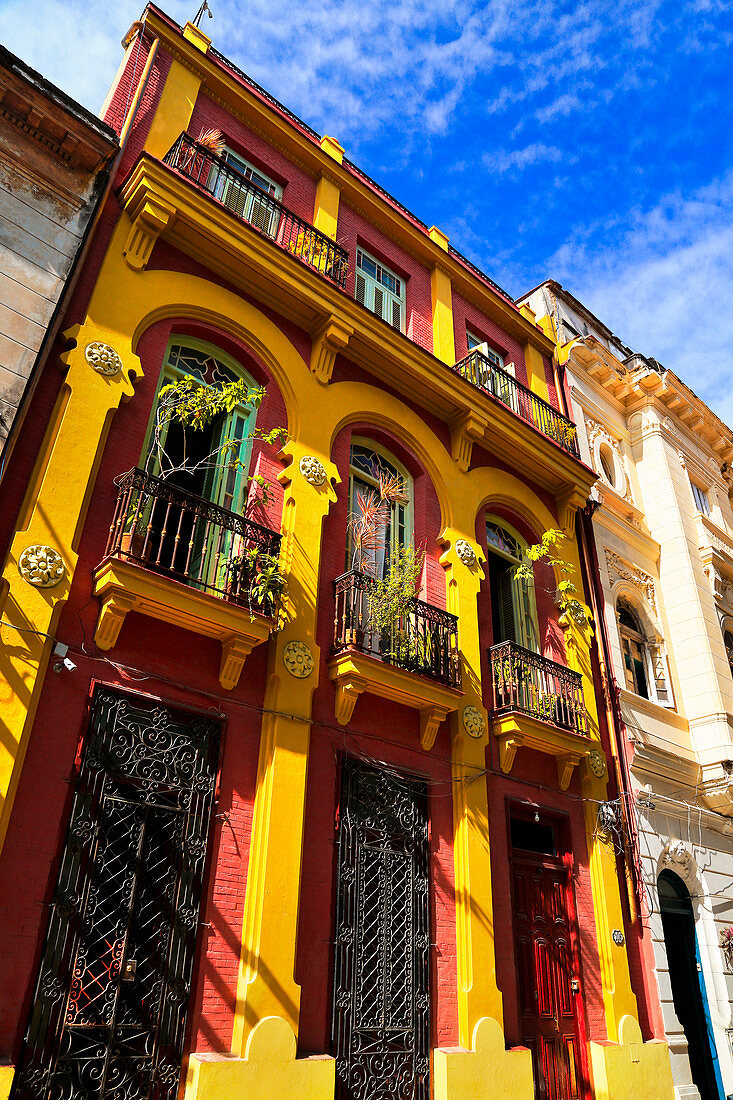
452, 347, 579, 457
93, 369, 286, 692
485, 527, 592, 789
163, 131, 349, 288
327, 466, 462, 750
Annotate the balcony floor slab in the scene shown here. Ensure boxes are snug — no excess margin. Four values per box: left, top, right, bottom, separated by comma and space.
327, 649, 463, 750
492, 711, 594, 789
93, 556, 274, 690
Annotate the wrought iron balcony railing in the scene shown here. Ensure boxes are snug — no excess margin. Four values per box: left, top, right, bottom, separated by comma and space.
452, 350, 579, 456
163, 133, 349, 288
490, 641, 586, 736
333, 569, 461, 689
105, 468, 282, 614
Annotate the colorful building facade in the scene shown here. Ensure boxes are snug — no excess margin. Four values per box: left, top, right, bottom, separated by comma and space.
0, 10, 675, 1100
520, 280, 733, 1099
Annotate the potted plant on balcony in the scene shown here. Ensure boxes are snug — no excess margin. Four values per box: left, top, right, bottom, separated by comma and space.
225, 545, 287, 620
370, 545, 425, 672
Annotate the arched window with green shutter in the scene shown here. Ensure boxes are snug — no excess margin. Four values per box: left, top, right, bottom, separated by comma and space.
485, 519, 540, 653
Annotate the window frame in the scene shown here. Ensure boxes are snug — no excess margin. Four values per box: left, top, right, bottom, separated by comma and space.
616, 598, 672, 706
485, 518, 540, 653
141, 335, 258, 516
690, 478, 711, 516
355, 247, 405, 333
347, 437, 413, 579
214, 147, 283, 238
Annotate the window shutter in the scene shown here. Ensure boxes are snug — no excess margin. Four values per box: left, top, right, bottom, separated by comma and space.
513, 574, 538, 652
249, 194, 276, 236
374, 286, 384, 319
224, 180, 248, 217
391, 299, 402, 331
497, 569, 517, 644
355, 273, 366, 305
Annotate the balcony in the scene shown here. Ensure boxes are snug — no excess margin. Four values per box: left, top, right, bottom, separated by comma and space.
452, 349, 579, 457
489, 641, 591, 788
92, 468, 282, 690
163, 133, 349, 288
327, 569, 462, 749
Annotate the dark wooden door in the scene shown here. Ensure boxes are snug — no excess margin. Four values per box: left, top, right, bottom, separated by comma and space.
13, 688, 220, 1100
512, 852, 587, 1099
331, 758, 430, 1100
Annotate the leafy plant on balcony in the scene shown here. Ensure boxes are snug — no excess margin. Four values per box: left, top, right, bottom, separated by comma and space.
370, 545, 427, 670
227, 546, 287, 620
513, 528, 588, 627
284, 228, 348, 282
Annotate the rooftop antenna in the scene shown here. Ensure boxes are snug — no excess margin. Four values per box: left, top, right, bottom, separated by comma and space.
192, 0, 212, 27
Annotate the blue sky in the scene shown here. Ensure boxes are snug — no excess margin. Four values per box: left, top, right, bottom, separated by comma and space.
2, 0, 732, 422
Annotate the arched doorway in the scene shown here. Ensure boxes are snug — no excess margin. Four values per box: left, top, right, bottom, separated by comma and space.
658, 870, 724, 1100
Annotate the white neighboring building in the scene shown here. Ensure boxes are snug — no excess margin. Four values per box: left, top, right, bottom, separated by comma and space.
520, 280, 733, 1100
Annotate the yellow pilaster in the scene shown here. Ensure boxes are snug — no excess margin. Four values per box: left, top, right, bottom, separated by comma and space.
231, 441, 339, 1054
435, 530, 533, 1097
524, 340, 550, 403
429, 227, 455, 365
0, 326, 140, 855
313, 174, 340, 241
431, 264, 455, 365
144, 57, 202, 159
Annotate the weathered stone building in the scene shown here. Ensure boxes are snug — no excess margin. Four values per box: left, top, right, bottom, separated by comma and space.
0, 44, 117, 463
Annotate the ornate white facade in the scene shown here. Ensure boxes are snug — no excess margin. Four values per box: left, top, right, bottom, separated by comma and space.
520, 280, 733, 1100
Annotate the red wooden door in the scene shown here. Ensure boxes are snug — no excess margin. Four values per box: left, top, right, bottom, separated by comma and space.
512, 852, 588, 1099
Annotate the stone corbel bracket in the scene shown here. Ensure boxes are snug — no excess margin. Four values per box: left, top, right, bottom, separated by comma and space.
310, 316, 354, 384
556, 485, 588, 537
493, 712, 592, 791
449, 409, 490, 472
328, 650, 461, 748
123, 195, 177, 271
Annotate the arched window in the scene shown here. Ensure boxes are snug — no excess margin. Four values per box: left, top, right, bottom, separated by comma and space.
143, 337, 257, 514
616, 598, 672, 705
347, 439, 412, 578
485, 519, 539, 652
617, 600, 650, 698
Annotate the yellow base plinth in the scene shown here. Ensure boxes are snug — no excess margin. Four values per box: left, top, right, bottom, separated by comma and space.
185, 1017, 334, 1100
433, 1017, 534, 1099
590, 1016, 675, 1099
0, 1066, 13, 1100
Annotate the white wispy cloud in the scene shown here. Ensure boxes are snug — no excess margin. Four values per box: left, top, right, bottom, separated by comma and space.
483, 142, 565, 175
549, 170, 733, 424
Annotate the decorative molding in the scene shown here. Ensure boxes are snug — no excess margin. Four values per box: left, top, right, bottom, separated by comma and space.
85, 342, 122, 377
283, 641, 314, 678
449, 410, 489, 472
556, 487, 587, 536
704, 564, 733, 610
585, 415, 632, 502
462, 706, 485, 739
588, 749, 607, 778
455, 540, 477, 567
18, 544, 65, 587
660, 839, 693, 875
310, 317, 353, 384
123, 196, 176, 270
585, 416, 621, 456
298, 456, 327, 486
604, 548, 657, 612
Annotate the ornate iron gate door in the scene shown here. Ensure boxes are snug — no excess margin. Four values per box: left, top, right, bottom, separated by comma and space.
332, 758, 430, 1100
13, 688, 221, 1100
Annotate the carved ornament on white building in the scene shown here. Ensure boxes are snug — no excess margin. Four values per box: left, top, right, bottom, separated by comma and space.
604, 549, 657, 612
661, 840, 693, 875
585, 417, 632, 502
85, 342, 122, 376
299, 456, 327, 486
704, 564, 733, 609
455, 540, 477, 567
18, 545, 65, 587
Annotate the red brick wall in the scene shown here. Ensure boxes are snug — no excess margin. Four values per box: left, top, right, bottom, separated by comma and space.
337, 203, 433, 353
452, 292, 528, 385
188, 94, 317, 225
